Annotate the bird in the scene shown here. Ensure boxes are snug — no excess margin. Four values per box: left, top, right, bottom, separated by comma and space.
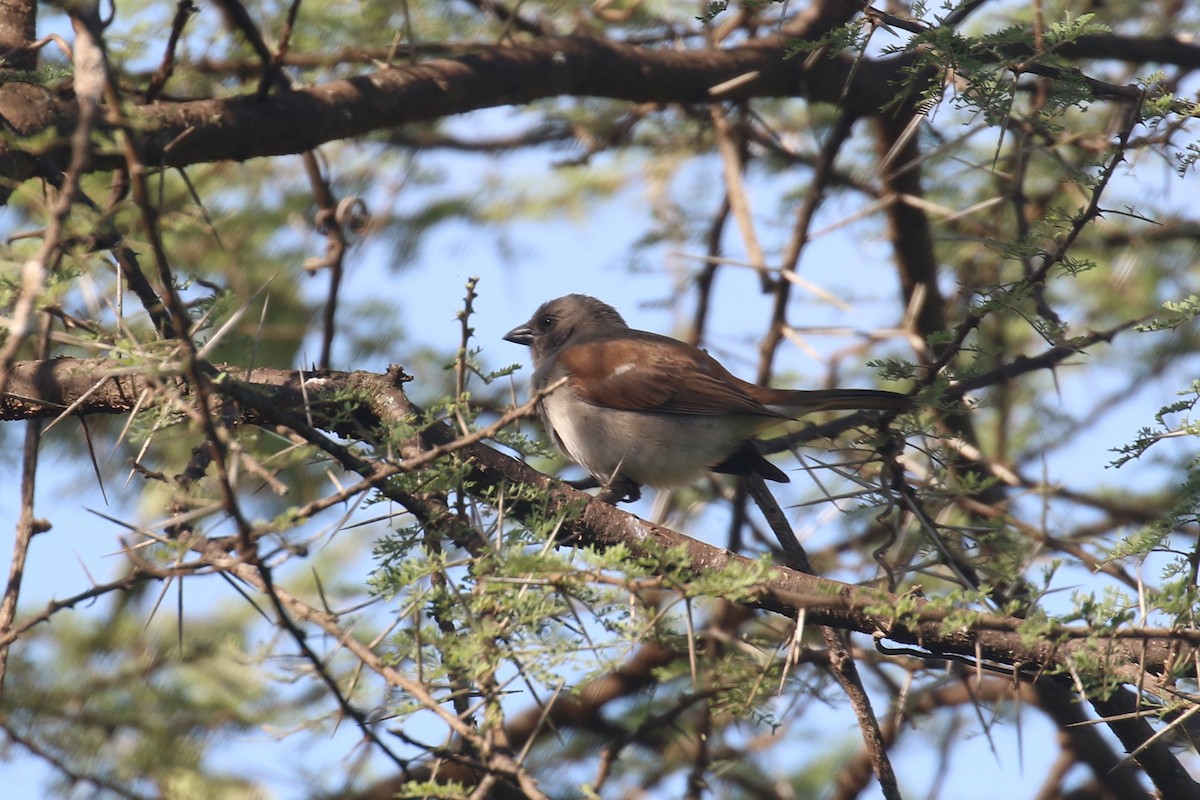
504, 294, 909, 497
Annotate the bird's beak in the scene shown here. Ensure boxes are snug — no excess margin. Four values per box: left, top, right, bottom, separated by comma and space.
503, 324, 534, 346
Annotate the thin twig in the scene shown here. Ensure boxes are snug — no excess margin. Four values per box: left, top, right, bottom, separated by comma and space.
743, 475, 902, 800
0, 313, 52, 698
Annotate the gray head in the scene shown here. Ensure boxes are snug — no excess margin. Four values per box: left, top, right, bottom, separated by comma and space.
503, 294, 628, 363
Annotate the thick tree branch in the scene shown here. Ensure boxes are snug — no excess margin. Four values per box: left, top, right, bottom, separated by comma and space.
0, 0, 36, 72
2, 356, 1195, 682
0, 35, 914, 173
0, 26, 1187, 188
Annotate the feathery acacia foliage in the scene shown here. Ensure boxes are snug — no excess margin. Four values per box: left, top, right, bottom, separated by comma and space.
0, 1, 1198, 798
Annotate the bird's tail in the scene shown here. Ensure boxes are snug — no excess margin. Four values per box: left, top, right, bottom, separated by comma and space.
755, 387, 911, 416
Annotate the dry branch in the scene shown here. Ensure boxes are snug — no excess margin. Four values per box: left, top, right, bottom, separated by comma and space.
1, 356, 1193, 684
2, 25, 1189, 184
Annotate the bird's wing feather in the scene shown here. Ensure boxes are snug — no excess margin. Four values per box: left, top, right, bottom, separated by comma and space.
556, 335, 785, 418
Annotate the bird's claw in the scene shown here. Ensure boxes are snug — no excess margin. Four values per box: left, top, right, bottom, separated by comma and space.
598, 477, 641, 505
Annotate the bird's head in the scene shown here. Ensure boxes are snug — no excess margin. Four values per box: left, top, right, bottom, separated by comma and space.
503, 294, 628, 364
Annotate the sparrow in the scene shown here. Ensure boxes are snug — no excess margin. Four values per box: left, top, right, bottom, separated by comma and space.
504, 294, 908, 494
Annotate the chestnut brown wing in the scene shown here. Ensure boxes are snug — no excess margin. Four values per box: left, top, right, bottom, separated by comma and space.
555, 334, 786, 419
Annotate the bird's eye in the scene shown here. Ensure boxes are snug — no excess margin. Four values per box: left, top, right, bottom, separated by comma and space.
537, 315, 556, 331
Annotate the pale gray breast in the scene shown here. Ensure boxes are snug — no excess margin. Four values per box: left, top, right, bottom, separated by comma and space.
539, 387, 768, 487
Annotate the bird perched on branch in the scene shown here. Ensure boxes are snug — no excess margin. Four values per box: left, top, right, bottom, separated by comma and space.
504, 294, 908, 500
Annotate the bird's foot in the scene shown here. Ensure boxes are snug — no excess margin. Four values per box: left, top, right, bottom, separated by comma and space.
597, 477, 642, 505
